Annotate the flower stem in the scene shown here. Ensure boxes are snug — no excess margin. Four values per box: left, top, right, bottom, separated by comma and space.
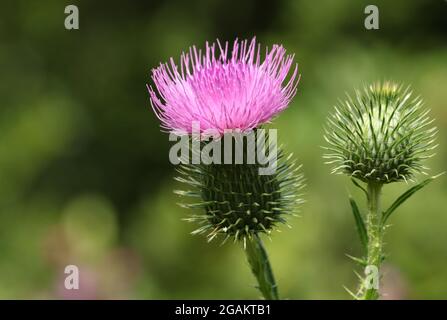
245, 233, 279, 300
361, 182, 383, 300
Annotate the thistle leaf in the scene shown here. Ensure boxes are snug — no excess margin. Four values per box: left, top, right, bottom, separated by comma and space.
351, 178, 369, 201
349, 196, 368, 252
382, 172, 445, 224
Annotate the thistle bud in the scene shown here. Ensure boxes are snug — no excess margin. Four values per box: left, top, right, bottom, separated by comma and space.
324, 82, 437, 183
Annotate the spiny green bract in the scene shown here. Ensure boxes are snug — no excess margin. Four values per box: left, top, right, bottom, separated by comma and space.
174, 150, 305, 244
324, 81, 437, 184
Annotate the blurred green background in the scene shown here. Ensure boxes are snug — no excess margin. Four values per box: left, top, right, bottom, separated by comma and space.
0, 0, 446, 299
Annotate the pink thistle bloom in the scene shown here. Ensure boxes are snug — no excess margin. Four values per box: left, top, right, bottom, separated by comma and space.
148, 37, 300, 135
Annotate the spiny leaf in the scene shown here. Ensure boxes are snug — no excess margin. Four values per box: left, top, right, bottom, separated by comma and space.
349, 195, 368, 252
382, 172, 445, 224
351, 178, 369, 201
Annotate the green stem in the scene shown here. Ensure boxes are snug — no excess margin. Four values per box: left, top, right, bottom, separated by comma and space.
245, 233, 279, 300
361, 182, 383, 300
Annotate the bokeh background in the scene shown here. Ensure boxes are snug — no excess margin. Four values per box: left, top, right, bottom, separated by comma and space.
0, 0, 446, 299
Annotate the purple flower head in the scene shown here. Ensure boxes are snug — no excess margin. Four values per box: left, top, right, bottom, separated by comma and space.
148, 37, 299, 135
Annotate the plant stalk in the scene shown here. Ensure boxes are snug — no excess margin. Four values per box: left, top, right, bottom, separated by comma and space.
245, 233, 279, 300
361, 182, 383, 300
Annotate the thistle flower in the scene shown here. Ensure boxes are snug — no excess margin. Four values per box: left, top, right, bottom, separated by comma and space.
324, 81, 437, 184
323, 81, 441, 300
148, 38, 303, 300
149, 38, 303, 244
148, 37, 299, 135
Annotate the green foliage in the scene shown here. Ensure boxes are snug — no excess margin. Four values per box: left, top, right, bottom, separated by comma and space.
348, 196, 368, 252
346, 174, 443, 300
351, 178, 369, 200
382, 173, 444, 224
